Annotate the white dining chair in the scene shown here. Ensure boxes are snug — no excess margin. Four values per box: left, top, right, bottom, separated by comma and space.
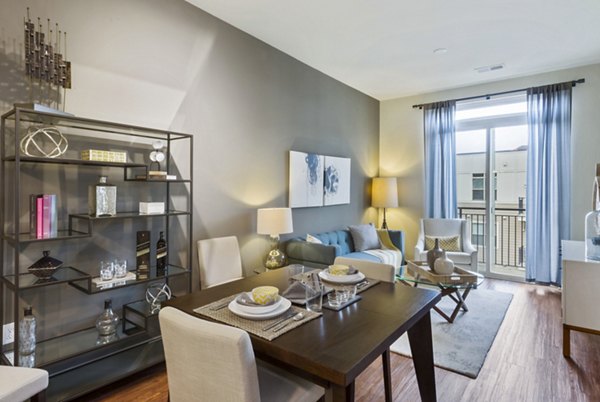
197, 236, 244, 289
333, 257, 396, 402
333, 257, 396, 283
159, 307, 325, 402
0, 365, 49, 402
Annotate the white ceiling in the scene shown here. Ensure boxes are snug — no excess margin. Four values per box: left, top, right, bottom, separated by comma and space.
186, 0, 600, 100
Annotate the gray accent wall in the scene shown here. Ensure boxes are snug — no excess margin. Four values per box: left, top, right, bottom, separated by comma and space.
0, 0, 379, 298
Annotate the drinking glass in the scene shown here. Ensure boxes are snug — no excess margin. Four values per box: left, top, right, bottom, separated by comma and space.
327, 290, 342, 307
339, 285, 357, 302
114, 259, 128, 278
99, 261, 114, 281
305, 278, 323, 312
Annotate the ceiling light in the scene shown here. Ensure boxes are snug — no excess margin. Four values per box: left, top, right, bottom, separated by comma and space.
433, 48, 448, 54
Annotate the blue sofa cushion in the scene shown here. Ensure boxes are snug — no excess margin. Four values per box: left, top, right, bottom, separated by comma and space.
312, 230, 354, 256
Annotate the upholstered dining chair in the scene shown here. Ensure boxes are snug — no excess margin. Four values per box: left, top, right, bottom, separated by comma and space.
197, 236, 244, 289
333, 257, 396, 401
414, 218, 478, 271
0, 365, 49, 401
159, 307, 325, 402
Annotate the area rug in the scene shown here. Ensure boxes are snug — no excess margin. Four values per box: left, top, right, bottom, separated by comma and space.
390, 288, 513, 378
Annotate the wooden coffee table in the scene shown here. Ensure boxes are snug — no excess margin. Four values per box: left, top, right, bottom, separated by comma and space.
398, 261, 484, 323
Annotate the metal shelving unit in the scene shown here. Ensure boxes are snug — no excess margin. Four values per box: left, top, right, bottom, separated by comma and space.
0, 106, 193, 401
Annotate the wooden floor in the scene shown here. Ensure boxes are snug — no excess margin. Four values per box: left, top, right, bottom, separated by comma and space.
80, 279, 600, 402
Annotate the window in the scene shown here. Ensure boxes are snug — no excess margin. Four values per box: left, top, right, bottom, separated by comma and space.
472, 222, 485, 246
472, 173, 497, 201
472, 173, 484, 200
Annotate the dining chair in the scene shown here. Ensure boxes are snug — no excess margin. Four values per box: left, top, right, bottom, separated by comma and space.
333, 257, 396, 283
0, 365, 49, 401
333, 257, 395, 402
197, 236, 244, 289
159, 306, 325, 402
414, 218, 478, 271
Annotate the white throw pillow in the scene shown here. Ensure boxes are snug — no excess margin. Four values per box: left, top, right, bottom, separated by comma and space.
306, 234, 323, 244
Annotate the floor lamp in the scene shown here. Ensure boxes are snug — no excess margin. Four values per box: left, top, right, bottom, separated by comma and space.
372, 177, 398, 230
257, 207, 294, 269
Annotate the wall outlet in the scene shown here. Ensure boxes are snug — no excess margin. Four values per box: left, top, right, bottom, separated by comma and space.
3, 322, 14, 345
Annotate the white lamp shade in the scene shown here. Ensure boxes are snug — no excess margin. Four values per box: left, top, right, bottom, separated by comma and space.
372, 177, 399, 208
257, 208, 294, 236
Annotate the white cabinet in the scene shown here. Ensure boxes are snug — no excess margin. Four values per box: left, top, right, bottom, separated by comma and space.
561, 240, 600, 357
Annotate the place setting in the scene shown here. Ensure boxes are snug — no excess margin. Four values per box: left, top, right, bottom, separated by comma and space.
194, 285, 321, 341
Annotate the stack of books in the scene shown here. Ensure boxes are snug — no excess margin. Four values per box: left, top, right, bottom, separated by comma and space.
29, 194, 58, 239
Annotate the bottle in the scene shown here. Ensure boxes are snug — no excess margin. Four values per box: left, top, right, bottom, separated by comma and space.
156, 231, 167, 277
89, 175, 117, 217
586, 176, 600, 261
19, 306, 36, 355
96, 299, 119, 336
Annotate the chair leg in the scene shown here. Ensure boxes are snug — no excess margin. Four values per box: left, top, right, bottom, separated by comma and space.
381, 348, 392, 402
31, 389, 47, 402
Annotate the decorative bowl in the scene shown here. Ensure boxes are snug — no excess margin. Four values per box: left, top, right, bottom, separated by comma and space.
28, 250, 63, 278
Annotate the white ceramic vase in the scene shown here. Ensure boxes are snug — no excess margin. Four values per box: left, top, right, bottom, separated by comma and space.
434, 255, 454, 275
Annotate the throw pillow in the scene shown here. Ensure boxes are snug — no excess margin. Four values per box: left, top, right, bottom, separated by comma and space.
349, 223, 381, 251
425, 235, 462, 252
306, 234, 323, 244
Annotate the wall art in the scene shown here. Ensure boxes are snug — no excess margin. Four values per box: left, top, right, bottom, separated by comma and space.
324, 156, 351, 206
289, 151, 324, 208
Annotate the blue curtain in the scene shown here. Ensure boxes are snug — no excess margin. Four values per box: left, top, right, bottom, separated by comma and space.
526, 83, 572, 285
424, 101, 457, 218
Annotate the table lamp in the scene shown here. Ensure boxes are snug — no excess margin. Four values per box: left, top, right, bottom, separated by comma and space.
372, 177, 398, 229
257, 207, 294, 269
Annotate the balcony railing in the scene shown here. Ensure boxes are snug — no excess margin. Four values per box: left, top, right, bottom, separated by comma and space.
458, 206, 526, 269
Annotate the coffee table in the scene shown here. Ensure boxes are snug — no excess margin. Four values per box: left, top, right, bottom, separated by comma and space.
398, 260, 484, 323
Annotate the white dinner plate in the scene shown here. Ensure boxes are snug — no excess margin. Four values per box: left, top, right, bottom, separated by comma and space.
228, 297, 292, 320
318, 270, 366, 284
235, 292, 283, 314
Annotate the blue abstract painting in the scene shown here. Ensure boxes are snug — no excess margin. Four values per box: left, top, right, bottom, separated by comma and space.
289, 151, 324, 208
324, 156, 351, 206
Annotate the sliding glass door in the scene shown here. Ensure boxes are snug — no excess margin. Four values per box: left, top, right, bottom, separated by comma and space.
455, 94, 527, 281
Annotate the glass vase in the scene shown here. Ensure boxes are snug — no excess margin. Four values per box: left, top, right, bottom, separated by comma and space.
585, 209, 600, 261
96, 299, 119, 336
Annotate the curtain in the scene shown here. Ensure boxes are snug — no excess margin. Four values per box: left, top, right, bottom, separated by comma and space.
424, 101, 457, 218
526, 83, 572, 285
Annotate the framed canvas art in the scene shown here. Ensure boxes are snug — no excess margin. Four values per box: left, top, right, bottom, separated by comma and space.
289, 151, 324, 208
324, 156, 351, 206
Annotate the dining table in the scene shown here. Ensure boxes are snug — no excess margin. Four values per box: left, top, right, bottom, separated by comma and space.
165, 268, 441, 402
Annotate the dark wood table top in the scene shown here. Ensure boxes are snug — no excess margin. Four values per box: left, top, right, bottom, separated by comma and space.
166, 268, 441, 389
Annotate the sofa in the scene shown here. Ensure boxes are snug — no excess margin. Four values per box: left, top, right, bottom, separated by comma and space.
285, 228, 405, 271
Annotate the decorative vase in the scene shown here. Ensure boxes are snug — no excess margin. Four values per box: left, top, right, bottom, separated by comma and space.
434, 254, 455, 275
586, 176, 600, 261
89, 175, 117, 217
426, 238, 445, 270
19, 306, 36, 355
96, 299, 119, 336
27, 250, 63, 279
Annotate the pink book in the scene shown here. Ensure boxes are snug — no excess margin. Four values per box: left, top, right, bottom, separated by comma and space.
36, 196, 43, 239
42, 194, 51, 238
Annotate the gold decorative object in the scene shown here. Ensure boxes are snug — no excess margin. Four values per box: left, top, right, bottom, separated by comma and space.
19, 125, 68, 158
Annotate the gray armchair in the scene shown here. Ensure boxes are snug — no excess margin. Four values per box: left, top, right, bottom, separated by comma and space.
414, 218, 478, 272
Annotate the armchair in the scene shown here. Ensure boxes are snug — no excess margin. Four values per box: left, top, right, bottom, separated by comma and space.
414, 218, 478, 271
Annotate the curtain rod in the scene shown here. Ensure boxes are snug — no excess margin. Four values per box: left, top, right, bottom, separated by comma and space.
411, 78, 585, 109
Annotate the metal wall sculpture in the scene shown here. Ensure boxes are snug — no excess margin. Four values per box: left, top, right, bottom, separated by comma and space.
24, 8, 72, 109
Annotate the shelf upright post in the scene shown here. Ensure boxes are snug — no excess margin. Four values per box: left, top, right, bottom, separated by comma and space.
0, 111, 5, 351
13, 108, 21, 366
188, 134, 193, 293
166, 132, 171, 289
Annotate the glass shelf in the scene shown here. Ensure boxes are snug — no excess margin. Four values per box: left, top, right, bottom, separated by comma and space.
2, 324, 149, 370
3, 230, 91, 246
69, 264, 190, 294
2, 155, 147, 168
123, 178, 191, 183
69, 210, 191, 221
1, 267, 90, 291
